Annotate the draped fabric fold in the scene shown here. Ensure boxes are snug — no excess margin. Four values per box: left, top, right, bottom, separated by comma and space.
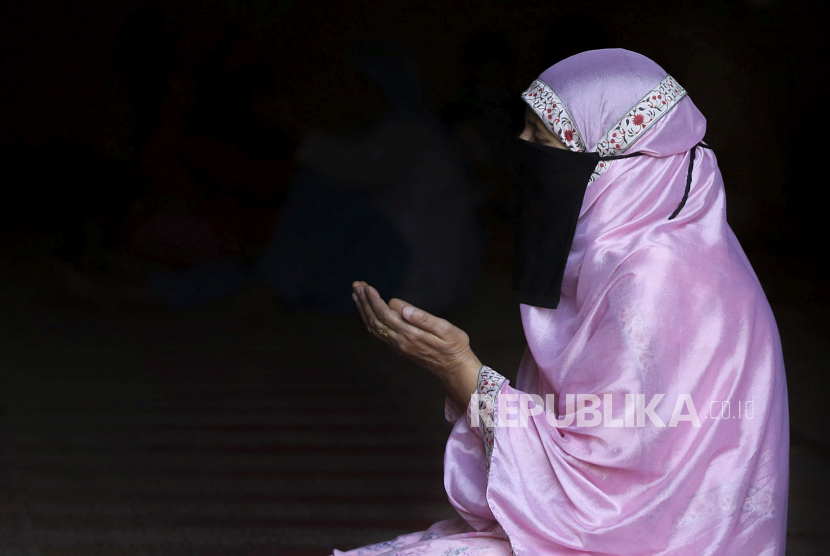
335, 48, 788, 556
444, 49, 789, 555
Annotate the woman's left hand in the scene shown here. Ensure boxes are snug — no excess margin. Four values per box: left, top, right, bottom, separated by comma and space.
351, 281, 481, 409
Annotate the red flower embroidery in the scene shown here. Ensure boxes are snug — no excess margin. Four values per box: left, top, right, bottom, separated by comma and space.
521, 79, 587, 152
564, 129, 574, 142
584, 75, 686, 183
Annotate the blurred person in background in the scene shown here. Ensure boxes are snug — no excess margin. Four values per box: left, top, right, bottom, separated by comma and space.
120, 13, 297, 269
256, 39, 482, 313
56, 36, 481, 315
51, 10, 297, 308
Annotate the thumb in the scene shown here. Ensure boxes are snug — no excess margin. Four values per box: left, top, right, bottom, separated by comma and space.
391, 299, 452, 338
388, 298, 422, 321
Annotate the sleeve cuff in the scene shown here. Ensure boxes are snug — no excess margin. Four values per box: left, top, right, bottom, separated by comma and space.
443, 365, 509, 458
477, 366, 507, 471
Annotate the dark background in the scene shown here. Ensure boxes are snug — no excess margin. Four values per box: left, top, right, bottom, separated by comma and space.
0, 0, 828, 554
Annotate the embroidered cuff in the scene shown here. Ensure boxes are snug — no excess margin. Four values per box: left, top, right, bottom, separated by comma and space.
442, 366, 490, 429
476, 365, 507, 472
443, 365, 505, 424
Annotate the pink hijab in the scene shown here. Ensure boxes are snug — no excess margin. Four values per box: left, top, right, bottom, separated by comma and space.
444, 49, 789, 555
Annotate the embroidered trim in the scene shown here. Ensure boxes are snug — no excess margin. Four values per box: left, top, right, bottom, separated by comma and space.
476, 365, 506, 473
521, 79, 587, 152
477, 367, 516, 556
587, 158, 612, 186
587, 75, 687, 184
593, 75, 686, 156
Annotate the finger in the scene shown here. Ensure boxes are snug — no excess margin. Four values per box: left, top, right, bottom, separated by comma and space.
353, 282, 375, 318
352, 291, 370, 328
391, 298, 454, 339
358, 286, 401, 347
356, 286, 380, 334
361, 288, 433, 357
361, 287, 445, 361
358, 289, 400, 346
362, 286, 396, 330
365, 287, 431, 342
374, 324, 401, 346
388, 297, 409, 313
352, 283, 370, 327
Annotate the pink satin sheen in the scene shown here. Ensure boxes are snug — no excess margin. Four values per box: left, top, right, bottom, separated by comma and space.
334, 49, 789, 556
445, 49, 789, 555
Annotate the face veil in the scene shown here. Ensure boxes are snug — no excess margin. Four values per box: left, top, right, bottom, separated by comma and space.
510, 139, 600, 309
509, 138, 647, 309
510, 59, 693, 310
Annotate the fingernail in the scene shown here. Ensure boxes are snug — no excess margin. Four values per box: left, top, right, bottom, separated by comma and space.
351, 293, 358, 302
402, 305, 416, 319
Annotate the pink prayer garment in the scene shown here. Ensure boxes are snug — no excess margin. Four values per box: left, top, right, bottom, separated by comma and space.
334, 49, 789, 556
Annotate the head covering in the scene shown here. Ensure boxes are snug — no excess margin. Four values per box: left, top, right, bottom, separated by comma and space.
444, 49, 789, 554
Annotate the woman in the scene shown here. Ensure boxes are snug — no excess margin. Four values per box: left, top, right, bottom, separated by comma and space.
341, 49, 789, 555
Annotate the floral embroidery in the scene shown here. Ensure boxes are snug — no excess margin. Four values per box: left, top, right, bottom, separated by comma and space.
587, 75, 687, 184
742, 485, 776, 518
593, 75, 686, 156
521, 79, 587, 152
441, 547, 492, 556
356, 540, 409, 554
475, 365, 507, 474
671, 480, 776, 538
610, 277, 657, 378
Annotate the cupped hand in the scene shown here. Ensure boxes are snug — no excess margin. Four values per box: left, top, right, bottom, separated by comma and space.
351, 281, 481, 406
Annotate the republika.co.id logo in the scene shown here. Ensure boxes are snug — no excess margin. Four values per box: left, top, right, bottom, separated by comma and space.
470, 393, 755, 429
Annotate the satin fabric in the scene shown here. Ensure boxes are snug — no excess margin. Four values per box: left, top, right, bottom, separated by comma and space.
445, 49, 789, 555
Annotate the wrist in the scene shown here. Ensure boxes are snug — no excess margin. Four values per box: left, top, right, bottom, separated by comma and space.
443, 349, 481, 382
441, 352, 482, 412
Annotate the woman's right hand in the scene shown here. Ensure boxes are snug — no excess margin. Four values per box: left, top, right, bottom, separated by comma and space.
351, 281, 481, 411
